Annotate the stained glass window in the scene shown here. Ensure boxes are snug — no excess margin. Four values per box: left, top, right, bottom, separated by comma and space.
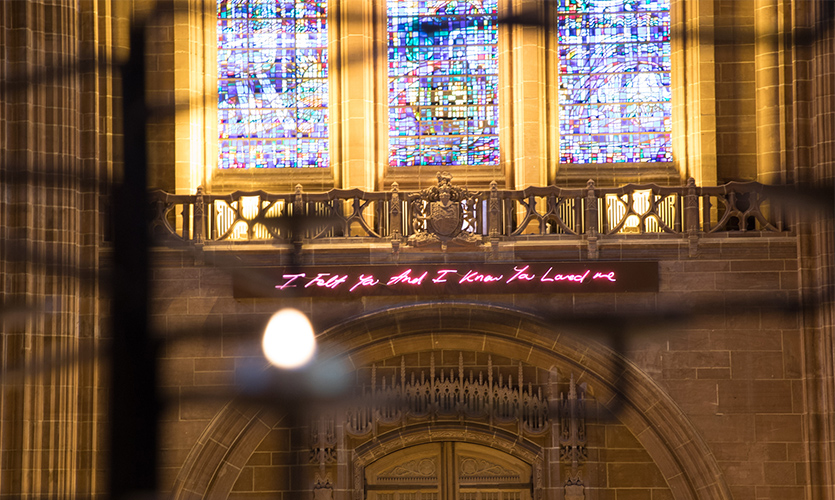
387, 0, 499, 167
218, 0, 328, 169
558, 0, 671, 163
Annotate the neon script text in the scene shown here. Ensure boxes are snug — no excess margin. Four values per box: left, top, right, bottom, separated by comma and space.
275, 266, 618, 293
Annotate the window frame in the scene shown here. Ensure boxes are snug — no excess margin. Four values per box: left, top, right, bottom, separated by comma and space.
188, 0, 714, 194
210, 0, 336, 192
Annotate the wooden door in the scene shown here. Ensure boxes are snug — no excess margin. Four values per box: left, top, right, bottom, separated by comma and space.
364, 442, 531, 500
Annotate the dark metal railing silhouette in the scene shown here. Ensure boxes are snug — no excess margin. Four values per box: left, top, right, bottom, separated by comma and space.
1, 2, 833, 499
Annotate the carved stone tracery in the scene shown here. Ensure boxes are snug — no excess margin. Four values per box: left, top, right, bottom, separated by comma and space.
457, 456, 521, 483
313, 474, 334, 500
560, 374, 588, 500
345, 354, 550, 437
378, 458, 438, 483
310, 414, 337, 465
311, 359, 589, 499
353, 460, 364, 500
310, 413, 337, 497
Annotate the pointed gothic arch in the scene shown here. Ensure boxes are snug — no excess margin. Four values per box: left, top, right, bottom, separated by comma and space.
170, 302, 731, 500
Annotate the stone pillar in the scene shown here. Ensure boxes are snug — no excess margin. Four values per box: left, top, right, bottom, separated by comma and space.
542, 368, 562, 500
331, 0, 387, 190
754, 0, 784, 183
795, 2, 835, 499
141, 0, 177, 192
0, 0, 114, 497
173, 0, 215, 193
670, 0, 718, 186
500, 0, 557, 189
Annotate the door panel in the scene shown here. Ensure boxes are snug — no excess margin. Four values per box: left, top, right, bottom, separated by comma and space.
365, 442, 531, 500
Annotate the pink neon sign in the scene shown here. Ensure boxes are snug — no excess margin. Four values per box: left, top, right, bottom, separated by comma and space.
233, 263, 658, 298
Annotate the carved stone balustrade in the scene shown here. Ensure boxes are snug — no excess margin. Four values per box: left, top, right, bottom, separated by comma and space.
148, 173, 790, 259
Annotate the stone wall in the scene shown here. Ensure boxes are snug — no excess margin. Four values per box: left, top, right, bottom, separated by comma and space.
0, 0, 833, 498
151, 235, 806, 499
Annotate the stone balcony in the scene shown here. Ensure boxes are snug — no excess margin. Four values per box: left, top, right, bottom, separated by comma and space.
149, 174, 792, 266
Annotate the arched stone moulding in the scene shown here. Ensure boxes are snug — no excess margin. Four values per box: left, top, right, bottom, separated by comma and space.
170, 302, 731, 500
353, 422, 543, 468
170, 403, 284, 500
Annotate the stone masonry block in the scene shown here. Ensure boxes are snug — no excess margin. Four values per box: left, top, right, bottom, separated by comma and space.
754, 414, 803, 443
607, 463, 666, 488
717, 380, 793, 413
730, 351, 784, 379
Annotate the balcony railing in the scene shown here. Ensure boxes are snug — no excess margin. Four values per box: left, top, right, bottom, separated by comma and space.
149, 177, 788, 257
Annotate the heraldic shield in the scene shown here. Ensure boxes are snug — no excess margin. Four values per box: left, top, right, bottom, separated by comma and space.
429, 197, 462, 237
407, 171, 481, 248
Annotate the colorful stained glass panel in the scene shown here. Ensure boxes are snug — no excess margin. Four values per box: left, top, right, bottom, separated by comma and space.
559, 0, 669, 14
387, 0, 499, 167
558, 0, 671, 163
218, 0, 328, 169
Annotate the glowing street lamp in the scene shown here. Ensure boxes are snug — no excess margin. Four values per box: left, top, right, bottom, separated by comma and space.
262, 308, 316, 369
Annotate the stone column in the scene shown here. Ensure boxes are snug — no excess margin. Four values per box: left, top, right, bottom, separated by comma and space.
754, 0, 784, 183
671, 0, 718, 186
142, 0, 177, 191
173, 0, 215, 193
500, 0, 557, 189
0, 0, 114, 497
331, 0, 387, 190
795, 2, 835, 499
542, 368, 562, 500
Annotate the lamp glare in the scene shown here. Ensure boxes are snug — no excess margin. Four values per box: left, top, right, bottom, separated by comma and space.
262, 308, 316, 369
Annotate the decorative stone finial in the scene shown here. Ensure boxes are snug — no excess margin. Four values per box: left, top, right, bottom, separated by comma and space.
436, 171, 453, 186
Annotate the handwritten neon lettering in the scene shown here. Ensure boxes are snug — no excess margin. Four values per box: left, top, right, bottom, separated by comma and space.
305, 273, 348, 289
387, 269, 429, 286
350, 274, 379, 292
506, 265, 535, 283
459, 270, 503, 284
327, 275, 349, 288
433, 269, 458, 283
541, 268, 591, 283
593, 271, 617, 282
271, 266, 628, 294
306, 273, 329, 288
276, 273, 306, 290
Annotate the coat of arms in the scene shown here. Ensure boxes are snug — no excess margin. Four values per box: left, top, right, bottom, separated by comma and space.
429, 185, 461, 237
407, 172, 482, 249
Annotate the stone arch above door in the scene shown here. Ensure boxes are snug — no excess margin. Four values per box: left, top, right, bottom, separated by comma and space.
169, 302, 731, 500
